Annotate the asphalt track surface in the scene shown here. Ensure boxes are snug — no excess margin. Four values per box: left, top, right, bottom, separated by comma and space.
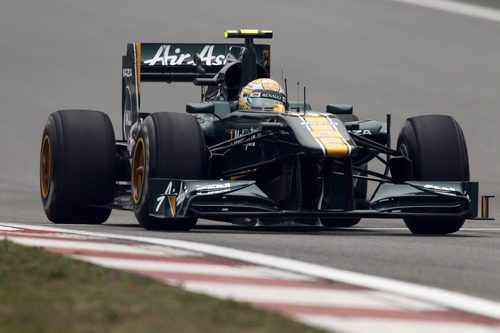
1, 0, 500, 307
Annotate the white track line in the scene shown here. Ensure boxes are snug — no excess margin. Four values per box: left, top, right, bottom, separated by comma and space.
74, 256, 312, 280
389, 0, 500, 23
181, 281, 443, 310
4, 236, 176, 255
3, 223, 500, 320
0, 226, 20, 231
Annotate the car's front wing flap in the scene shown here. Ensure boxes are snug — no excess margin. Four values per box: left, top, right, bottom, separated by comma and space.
148, 179, 480, 220
148, 178, 277, 218
370, 181, 478, 217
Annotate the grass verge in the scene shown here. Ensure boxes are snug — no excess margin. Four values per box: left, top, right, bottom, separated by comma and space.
0, 239, 326, 333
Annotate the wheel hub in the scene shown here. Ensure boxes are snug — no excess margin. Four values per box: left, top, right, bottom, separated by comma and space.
40, 135, 51, 199
132, 138, 145, 204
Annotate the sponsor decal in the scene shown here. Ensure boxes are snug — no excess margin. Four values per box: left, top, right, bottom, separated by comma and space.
176, 184, 188, 207
230, 127, 256, 150
299, 115, 349, 157
260, 91, 283, 101
122, 68, 133, 78
144, 45, 226, 66
155, 181, 183, 216
246, 83, 257, 89
317, 131, 335, 137
350, 129, 372, 135
424, 184, 457, 192
196, 182, 232, 195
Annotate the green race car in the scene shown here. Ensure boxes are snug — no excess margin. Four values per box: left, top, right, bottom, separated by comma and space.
39, 30, 493, 234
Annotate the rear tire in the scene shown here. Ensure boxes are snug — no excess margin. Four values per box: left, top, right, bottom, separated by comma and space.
132, 112, 207, 230
397, 115, 469, 234
40, 110, 115, 223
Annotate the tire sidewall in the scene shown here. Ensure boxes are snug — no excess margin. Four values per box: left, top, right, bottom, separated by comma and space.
398, 115, 469, 181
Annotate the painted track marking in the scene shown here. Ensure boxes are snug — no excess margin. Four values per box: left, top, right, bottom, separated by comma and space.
3, 223, 500, 319
2, 223, 500, 332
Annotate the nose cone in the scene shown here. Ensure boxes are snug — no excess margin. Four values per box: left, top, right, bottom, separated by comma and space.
282, 112, 356, 157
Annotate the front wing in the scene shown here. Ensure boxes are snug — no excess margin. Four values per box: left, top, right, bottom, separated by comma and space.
148, 178, 484, 221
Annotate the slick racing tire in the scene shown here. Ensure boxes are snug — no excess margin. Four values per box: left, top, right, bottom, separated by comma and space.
397, 115, 469, 235
132, 112, 207, 231
40, 110, 115, 223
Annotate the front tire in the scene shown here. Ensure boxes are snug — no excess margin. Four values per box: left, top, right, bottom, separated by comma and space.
132, 112, 207, 230
40, 110, 115, 223
397, 115, 469, 234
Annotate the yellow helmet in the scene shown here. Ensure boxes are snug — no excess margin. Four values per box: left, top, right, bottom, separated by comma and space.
239, 78, 286, 112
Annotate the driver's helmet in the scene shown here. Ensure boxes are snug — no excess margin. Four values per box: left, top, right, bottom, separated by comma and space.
239, 78, 286, 112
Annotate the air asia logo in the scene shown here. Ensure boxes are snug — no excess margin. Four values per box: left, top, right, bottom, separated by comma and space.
144, 45, 226, 66
155, 181, 187, 216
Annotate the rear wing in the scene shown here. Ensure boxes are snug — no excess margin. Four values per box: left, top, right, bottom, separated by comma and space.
122, 41, 271, 115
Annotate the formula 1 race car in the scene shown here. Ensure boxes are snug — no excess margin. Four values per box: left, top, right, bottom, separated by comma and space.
40, 30, 493, 234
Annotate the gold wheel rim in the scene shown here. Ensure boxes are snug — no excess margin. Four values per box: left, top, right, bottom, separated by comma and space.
40, 135, 51, 199
132, 138, 146, 204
